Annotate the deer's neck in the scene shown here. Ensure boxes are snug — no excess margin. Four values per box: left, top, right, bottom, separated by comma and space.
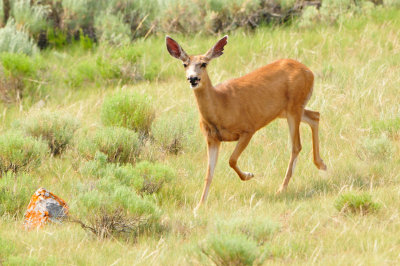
193, 71, 218, 123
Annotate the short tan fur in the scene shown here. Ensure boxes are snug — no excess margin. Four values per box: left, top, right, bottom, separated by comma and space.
165, 35, 327, 211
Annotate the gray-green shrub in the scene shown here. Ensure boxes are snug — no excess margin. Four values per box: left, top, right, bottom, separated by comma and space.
94, 11, 131, 45
11, 0, 50, 37
0, 19, 38, 55
360, 134, 394, 160
0, 131, 48, 174
200, 233, 260, 266
101, 91, 155, 135
21, 110, 79, 155
78, 126, 141, 164
75, 176, 162, 239
80, 152, 175, 194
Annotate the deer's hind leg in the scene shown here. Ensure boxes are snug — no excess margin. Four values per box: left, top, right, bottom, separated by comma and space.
229, 133, 255, 181
276, 111, 302, 194
302, 109, 327, 171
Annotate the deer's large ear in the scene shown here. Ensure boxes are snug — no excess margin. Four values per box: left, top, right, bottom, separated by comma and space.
204, 35, 228, 61
166, 36, 189, 61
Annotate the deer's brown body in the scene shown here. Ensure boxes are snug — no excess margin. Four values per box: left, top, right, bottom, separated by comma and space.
165, 36, 327, 212
197, 59, 314, 142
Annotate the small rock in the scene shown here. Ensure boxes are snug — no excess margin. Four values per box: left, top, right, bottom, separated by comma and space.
24, 188, 69, 230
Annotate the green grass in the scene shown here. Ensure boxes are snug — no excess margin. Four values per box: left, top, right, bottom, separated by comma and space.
0, 7, 400, 265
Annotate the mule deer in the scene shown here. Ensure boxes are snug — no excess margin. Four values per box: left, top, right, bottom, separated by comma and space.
165, 35, 327, 211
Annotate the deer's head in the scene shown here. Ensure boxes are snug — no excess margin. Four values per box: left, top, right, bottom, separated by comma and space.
166, 35, 228, 89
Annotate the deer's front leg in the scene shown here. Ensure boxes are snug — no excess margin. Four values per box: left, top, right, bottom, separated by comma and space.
229, 133, 255, 181
194, 138, 220, 213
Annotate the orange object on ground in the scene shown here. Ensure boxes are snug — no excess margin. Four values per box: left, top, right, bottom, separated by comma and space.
24, 188, 69, 230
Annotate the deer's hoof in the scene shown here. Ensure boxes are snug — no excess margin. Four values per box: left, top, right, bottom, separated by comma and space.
242, 172, 254, 181
275, 186, 286, 195
315, 160, 327, 171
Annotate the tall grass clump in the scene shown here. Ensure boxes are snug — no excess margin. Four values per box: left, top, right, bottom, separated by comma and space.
335, 192, 381, 214
78, 126, 141, 164
0, 172, 40, 217
0, 131, 48, 174
101, 91, 155, 135
20, 110, 79, 155
0, 19, 38, 55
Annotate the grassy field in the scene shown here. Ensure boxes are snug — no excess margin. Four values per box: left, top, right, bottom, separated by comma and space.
1, 7, 400, 265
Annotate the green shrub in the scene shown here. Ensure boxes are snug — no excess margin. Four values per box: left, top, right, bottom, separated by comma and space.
78, 126, 141, 164
0, 52, 36, 78
0, 172, 40, 217
200, 233, 260, 266
133, 161, 175, 194
79, 151, 143, 191
101, 91, 155, 135
335, 192, 381, 214
0, 19, 38, 55
151, 112, 195, 154
0, 131, 48, 174
21, 110, 79, 155
0, 52, 39, 102
46, 28, 68, 48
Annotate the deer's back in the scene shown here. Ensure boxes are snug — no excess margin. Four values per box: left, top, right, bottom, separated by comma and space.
213, 59, 314, 133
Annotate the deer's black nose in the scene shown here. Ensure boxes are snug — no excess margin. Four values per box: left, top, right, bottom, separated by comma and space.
188, 76, 200, 82
188, 76, 200, 86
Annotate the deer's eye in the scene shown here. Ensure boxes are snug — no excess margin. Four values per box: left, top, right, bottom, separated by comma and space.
183, 63, 188, 68
201, 63, 207, 68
